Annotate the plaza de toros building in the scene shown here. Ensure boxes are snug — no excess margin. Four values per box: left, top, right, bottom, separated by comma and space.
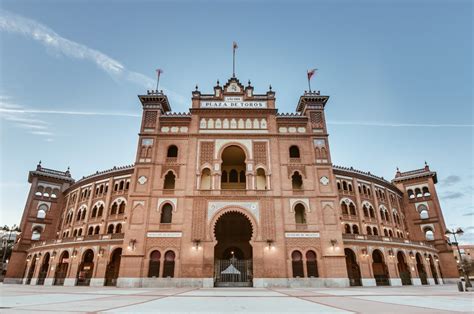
5, 76, 459, 288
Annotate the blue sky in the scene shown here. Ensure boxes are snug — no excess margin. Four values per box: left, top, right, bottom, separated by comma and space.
0, 0, 472, 241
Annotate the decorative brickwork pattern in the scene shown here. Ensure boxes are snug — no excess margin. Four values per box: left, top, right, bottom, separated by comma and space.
253, 142, 267, 166
161, 166, 180, 178
261, 199, 275, 241
287, 165, 306, 178
286, 238, 321, 248
191, 199, 207, 240
310, 111, 323, 128
200, 142, 214, 166
144, 111, 158, 128
146, 237, 180, 249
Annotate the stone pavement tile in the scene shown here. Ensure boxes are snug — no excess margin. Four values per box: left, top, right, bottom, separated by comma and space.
10, 295, 162, 312
271, 288, 325, 297
354, 295, 474, 313
137, 288, 197, 296
179, 288, 285, 297
0, 293, 108, 308
302, 296, 455, 314
104, 296, 353, 313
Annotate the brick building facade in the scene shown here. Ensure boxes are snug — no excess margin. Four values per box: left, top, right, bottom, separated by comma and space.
4, 77, 459, 288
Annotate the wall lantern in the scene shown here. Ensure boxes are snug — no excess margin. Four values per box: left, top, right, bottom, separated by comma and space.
388, 249, 394, 258
193, 240, 201, 250
98, 248, 105, 257
266, 240, 275, 250
71, 249, 78, 258
128, 239, 137, 251
409, 251, 415, 259
361, 248, 368, 257
330, 239, 338, 247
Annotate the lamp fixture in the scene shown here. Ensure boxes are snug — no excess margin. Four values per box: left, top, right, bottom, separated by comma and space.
128, 239, 137, 251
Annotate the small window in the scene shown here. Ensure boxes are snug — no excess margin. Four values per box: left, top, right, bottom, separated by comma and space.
289, 146, 300, 158
306, 251, 319, 277
164, 171, 176, 189
291, 172, 303, 190
291, 251, 304, 277
160, 203, 173, 224
115, 224, 122, 234
425, 228, 435, 241
107, 224, 114, 234
31, 228, 41, 240
163, 251, 175, 278
148, 250, 161, 277
229, 169, 238, 183
111, 203, 118, 215
167, 145, 178, 158
294, 204, 306, 224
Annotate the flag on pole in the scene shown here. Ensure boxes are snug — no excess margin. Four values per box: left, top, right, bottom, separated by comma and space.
307, 68, 317, 91
232, 42, 238, 77
307, 68, 317, 80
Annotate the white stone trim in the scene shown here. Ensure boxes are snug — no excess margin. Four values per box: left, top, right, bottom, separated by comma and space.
208, 201, 259, 222
362, 278, 377, 286
289, 198, 310, 212
158, 198, 177, 212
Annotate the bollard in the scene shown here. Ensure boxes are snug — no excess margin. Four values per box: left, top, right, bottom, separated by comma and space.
457, 281, 464, 292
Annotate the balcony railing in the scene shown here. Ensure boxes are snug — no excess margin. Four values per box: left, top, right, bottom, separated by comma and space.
342, 234, 434, 249
31, 233, 124, 249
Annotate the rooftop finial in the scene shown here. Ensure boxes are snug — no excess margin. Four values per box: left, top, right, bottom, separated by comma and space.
155, 69, 163, 92
217, 79, 220, 86
424, 161, 430, 171
269, 84, 272, 91
195, 84, 199, 91
36, 160, 42, 170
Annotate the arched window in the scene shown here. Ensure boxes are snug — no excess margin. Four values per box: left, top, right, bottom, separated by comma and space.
111, 203, 118, 215
81, 209, 87, 220
148, 250, 161, 277
291, 250, 304, 277
107, 224, 114, 234
239, 170, 246, 183
422, 186, 430, 196
94, 226, 100, 234
415, 188, 422, 198
342, 181, 348, 191
418, 205, 429, 219
337, 182, 341, 190
115, 224, 122, 234
373, 227, 379, 235
352, 225, 359, 234
383, 229, 388, 237
366, 226, 372, 235
73, 229, 78, 237
163, 251, 175, 278
349, 203, 356, 216
200, 168, 211, 190
167, 145, 178, 158
164, 171, 176, 189
348, 183, 353, 192
294, 204, 306, 224
341, 203, 348, 215
160, 203, 173, 224
118, 202, 125, 214
424, 228, 435, 241
119, 181, 124, 190
87, 227, 93, 235
363, 205, 369, 217
369, 206, 375, 218
388, 229, 393, 237
289, 146, 300, 158
408, 189, 415, 199
91, 206, 97, 218
306, 251, 319, 277
31, 227, 41, 240
256, 168, 266, 190
291, 172, 303, 190
98, 205, 104, 217
78, 228, 82, 236
221, 170, 228, 183
345, 224, 351, 234
37, 204, 48, 219
229, 169, 238, 182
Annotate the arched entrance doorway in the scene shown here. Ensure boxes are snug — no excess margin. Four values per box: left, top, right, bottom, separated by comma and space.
37, 253, 50, 285
26, 254, 37, 285
428, 255, 439, 284
397, 251, 412, 285
345, 249, 362, 286
76, 249, 94, 286
372, 250, 390, 286
53, 251, 69, 286
214, 211, 253, 287
105, 248, 122, 286
416, 253, 428, 285
221, 146, 246, 190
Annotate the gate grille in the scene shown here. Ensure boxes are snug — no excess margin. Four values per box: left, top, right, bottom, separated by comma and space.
214, 259, 252, 287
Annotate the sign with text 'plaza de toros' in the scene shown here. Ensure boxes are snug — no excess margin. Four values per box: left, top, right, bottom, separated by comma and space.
200, 96, 267, 109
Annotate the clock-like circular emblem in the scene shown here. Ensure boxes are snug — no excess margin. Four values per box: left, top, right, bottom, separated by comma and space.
138, 176, 147, 185
320, 176, 329, 186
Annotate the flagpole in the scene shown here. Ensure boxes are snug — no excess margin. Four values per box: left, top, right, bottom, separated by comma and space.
156, 73, 160, 92
307, 71, 311, 92
233, 47, 236, 77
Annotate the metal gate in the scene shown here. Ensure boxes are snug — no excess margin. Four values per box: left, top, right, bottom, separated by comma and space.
214, 258, 252, 287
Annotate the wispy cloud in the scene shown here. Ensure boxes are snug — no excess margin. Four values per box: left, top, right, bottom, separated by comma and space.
327, 121, 474, 128
463, 212, 474, 216
0, 107, 140, 118
441, 175, 462, 186
441, 191, 464, 200
0, 9, 187, 106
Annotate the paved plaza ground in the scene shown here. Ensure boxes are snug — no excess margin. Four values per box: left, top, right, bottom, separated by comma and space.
0, 284, 473, 313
